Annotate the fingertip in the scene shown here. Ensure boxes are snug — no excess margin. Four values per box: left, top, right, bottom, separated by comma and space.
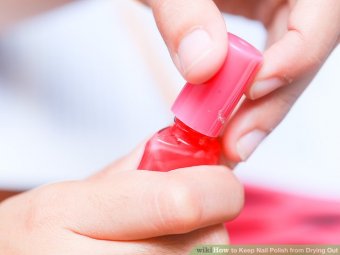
236, 129, 267, 161
246, 77, 287, 100
150, 0, 228, 84
222, 124, 244, 163
222, 139, 243, 164
221, 101, 267, 163
177, 28, 228, 84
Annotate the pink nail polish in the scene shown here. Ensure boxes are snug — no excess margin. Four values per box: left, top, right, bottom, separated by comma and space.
138, 33, 262, 172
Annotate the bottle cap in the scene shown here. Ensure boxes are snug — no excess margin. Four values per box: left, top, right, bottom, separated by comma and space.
171, 33, 263, 137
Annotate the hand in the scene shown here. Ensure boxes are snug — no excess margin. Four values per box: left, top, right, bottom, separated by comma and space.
0, 0, 71, 32
0, 145, 243, 254
141, 0, 340, 161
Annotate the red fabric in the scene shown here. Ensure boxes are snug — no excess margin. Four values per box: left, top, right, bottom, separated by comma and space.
226, 185, 340, 244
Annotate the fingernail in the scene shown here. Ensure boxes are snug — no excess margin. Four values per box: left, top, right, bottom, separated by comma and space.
249, 78, 285, 99
177, 28, 214, 75
237, 130, 267, 161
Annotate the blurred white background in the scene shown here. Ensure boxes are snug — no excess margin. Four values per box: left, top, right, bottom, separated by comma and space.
0, 0, 339, 199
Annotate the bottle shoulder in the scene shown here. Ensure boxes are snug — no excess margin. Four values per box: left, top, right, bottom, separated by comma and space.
152, 125, 220, 152
138, 124, 221, 171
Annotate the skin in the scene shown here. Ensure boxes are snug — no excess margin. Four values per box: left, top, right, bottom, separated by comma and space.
0, 1, 241, 253
0, 0, 339, 252
0, 145, 243, 254
141, 0, 340, 161
0, 0, 70, 32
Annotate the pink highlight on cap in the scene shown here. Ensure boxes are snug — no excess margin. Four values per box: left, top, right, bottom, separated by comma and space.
171, 33, 263, 137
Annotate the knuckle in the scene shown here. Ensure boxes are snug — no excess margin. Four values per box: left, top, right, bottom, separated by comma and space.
151, 0, 196, 45
301, 51, 324, 74
157, 178, 202, 233
275, 94, 292, 112
152, 0, 174, 20
24, 183, 71, 232
153, 0, 185, 14
25, 188, 54, 232
273, 89, 298, 113
291, 29, 324, 72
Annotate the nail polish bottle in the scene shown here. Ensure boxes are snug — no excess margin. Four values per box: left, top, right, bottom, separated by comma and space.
138, 33, 262, 172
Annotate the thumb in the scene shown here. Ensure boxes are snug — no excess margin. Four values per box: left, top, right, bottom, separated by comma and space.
62, 165, 243, 241
143, 0, 227, 83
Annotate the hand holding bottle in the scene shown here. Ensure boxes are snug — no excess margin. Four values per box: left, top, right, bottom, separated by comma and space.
141, 0, 340, 161
0, 145, 243, 254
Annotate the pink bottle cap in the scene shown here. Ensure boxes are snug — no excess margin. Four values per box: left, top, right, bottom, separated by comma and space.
171, 33, 263, 137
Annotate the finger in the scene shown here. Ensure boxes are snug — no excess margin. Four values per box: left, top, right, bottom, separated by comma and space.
222, 0, 339, 161
143, 0, 228, 83
247, 0, 340, 99
57, 165, 243, 241
223, 75, 307, 162
0, 1, 71, 32
138, 224, 229, 253
69, 224, 228, 255
213, 0, 284, 25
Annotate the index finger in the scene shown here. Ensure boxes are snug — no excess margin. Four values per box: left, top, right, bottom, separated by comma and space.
248, 0, 340, 99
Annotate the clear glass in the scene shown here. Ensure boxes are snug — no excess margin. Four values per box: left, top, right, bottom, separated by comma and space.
138, 118, 221, 172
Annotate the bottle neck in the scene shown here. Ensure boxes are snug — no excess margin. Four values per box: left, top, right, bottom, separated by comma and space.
172, 117, 217, 145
